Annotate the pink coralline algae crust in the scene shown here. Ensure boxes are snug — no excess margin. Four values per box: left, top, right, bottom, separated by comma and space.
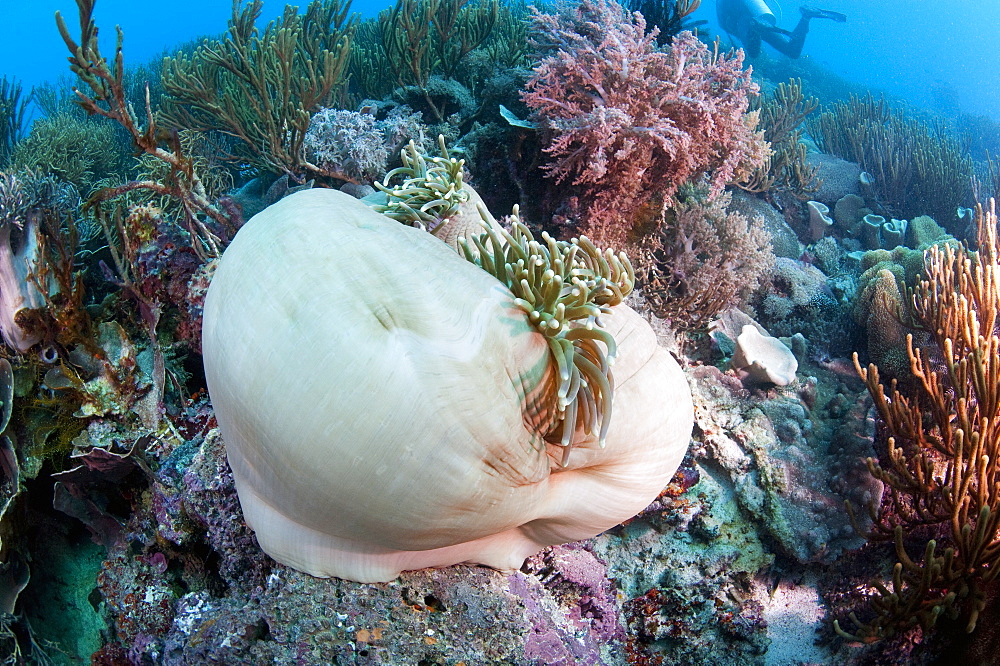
97, 551, 176, 652
158, 561, 623, 664
517, 544, 627, 664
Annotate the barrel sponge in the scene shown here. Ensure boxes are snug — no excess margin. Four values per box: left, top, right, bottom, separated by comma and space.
201, 188, 693, 582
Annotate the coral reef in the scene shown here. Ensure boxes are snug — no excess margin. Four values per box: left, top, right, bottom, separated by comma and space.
0, 77, 27, 168
683, 355, 874, 567
802, 152, 863, 208
94, 424, 643, 663
752, 256, 855, 357
808, 94, 974, 228
128, 130, 236, 220
11, 0, 999, 662
375, 0, 499, 123
850, 246, 932, 379
11, 114, 130, 195
730, 324, 799, 386
745, 78, 822, 196
57, 0, 237, 258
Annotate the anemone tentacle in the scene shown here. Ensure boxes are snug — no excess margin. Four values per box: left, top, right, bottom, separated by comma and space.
459, 207, 634, 463
373, 135, 469, 234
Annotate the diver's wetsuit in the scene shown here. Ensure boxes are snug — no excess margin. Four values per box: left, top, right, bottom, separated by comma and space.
717, 0, 845, 58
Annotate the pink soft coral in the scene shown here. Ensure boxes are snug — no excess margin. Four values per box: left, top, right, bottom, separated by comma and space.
522, 0, 768, 245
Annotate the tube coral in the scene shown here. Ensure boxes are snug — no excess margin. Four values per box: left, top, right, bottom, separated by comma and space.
202, 188, 693, 582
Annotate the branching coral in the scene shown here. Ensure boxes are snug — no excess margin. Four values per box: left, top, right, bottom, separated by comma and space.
635, 190, 774, 331
483, 0, 531, 69
0, 78, 27, 168
160, 0, 356, 180
377, 0, 499, 120
128, 130, 235, 218
744, 78, 821, 196
11, 114, 130, 195
838, 200, 1000, 641
975, 154, 1000, 206
522, 0, 768, 246
56, 0, 235, 259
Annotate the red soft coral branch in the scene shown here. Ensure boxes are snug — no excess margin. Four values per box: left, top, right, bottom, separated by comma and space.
523, 0, 768, 245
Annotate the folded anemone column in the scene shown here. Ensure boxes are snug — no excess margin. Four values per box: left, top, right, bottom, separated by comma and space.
202, 188, 693, 583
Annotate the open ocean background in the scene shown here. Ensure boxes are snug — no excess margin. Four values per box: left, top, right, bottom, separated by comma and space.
0, 0, 997, 123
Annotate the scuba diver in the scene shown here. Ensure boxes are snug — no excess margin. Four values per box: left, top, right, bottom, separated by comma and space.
717, 1, 846, 58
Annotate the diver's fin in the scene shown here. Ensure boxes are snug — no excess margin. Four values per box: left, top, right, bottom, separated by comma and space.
800, 6, 847, 22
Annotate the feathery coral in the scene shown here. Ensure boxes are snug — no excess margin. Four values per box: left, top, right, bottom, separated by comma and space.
522, 0, 768, 245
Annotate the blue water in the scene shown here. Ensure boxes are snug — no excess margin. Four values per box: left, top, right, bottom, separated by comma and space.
0, 0, 385, 92
698, 0, 1000, 121
1, 0, 997, 122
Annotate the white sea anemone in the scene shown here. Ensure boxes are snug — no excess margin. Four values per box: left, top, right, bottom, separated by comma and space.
202, 188, 692, 582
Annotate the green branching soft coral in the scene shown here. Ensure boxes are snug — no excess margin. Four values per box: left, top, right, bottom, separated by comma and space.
11, 115, 129, 195
0, 78, 27, 168
377, 0, 499, 120
160, 0, 356, 180
808, 94, 973, 226
459, 209, 634, 464
373, 135, 469, 233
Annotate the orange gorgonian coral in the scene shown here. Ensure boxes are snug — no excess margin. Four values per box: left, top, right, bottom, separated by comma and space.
838, 201, 1000, 641
522, 0, 769, 246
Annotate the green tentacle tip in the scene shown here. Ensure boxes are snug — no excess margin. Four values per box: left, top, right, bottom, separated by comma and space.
460, 204, 634, 466
373, 134, 469, 235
